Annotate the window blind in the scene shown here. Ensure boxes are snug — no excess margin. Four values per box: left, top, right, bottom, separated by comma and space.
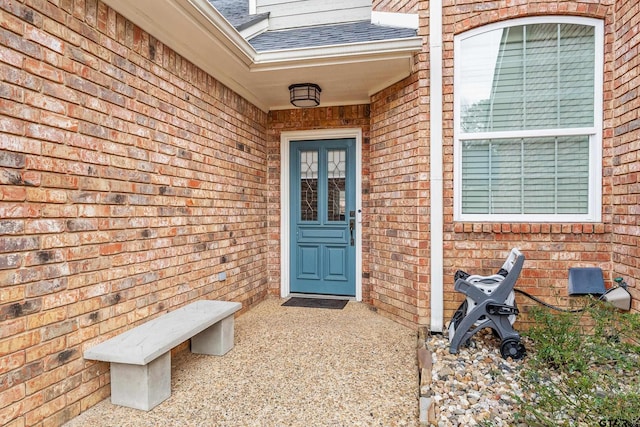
461, 23, 595, 132
461, 136, 590, 214
458, 22, 596, 217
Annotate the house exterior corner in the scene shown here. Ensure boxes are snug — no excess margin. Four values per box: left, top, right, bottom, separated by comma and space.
1, 0, 639, 425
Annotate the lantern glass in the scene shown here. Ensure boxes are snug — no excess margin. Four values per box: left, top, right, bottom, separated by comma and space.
289, 83, 321, 108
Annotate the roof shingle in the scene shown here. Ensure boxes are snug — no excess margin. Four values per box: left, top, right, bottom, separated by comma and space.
208, 0, 269, 32
208, 0, 417, 52
248, 21, 417, 52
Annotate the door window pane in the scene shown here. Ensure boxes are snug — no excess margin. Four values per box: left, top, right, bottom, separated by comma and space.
327, 149, 346, 221
300, 151, 318, 221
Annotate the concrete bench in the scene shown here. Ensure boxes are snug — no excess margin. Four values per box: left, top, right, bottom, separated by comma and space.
84, 300, 242, 410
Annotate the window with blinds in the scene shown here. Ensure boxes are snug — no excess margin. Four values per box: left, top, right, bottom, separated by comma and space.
454, 17, 603, 222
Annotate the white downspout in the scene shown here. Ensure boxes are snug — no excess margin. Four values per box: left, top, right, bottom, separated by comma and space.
429, 0, 444, 332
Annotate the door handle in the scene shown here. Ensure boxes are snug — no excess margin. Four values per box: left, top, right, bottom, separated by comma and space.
349, 219, 355, 246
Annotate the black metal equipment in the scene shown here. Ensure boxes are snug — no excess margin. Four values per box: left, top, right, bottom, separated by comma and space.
448, 248, 526, 360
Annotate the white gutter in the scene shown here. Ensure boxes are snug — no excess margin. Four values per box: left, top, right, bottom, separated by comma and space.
252, 37, 423, 69
429, 0, 444, 333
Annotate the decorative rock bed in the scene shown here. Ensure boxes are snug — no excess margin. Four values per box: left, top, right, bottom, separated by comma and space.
418, 329, 528, 426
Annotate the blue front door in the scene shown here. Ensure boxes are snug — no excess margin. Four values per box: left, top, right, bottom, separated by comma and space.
290, 139, 356, 296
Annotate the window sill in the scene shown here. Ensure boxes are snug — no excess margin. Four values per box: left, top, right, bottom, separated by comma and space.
452, 222, 610, 234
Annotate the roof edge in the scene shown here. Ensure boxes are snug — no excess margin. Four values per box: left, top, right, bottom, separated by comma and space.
100, 0, 423, 111
252, 37, 423, 68
186, 0, 257, 60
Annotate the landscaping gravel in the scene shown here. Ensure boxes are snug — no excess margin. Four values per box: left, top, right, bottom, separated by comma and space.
425, 331, 528, 427
65, 297, 419, 427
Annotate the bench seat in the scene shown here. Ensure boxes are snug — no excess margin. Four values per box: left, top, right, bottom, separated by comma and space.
84, 300, 241, 410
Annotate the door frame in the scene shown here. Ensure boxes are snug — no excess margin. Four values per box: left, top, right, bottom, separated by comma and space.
280, 129, 363, 301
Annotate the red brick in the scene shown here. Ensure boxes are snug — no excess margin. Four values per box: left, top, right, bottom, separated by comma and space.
42, 401, 81, 427
26, 307, 67, 330
24, 394, 65, 425
22, 58, 64, 84
0, 99, 41, 122
0, 45, 25, 67
41, 81, 81, 104
0, 116, 25, 135
0, 352, 25, 376
0, 330, 40, 354
24, 26, 64, 54
0, 400, 24, 426
24, 219, 65, 234
0, 384, 26, 410
25, 365, 67, 396
0, 318, 26, 340
0, 178, 27, 199
24, 337, 66, 365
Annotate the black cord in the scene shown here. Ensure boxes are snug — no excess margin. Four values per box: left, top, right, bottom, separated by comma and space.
513, 288, 622, 313
513, 289, 586, 312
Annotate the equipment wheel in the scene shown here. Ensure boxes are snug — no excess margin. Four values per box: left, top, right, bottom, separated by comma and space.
450, 300, 468, 330
448, 301, 473, 349
500, 338, 526, 360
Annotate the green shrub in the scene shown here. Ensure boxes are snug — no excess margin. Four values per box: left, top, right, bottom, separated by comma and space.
514, 300, 640, 427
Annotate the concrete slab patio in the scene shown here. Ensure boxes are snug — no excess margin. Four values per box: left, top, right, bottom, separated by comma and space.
65, 297, 419, 426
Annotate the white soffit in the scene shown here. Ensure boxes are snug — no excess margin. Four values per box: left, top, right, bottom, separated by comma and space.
100, 0, 422, 111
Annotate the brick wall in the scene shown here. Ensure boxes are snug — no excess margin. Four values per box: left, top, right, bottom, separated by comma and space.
370, 58, 430, 327
266, 106, 372, 301
0, 1, 268, 426
612, 0, 640, 311
366, 0, 429, 328
372, 0, 418, 13
441, 0, 617, 322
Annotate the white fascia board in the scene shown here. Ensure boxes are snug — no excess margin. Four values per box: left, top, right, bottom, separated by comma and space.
371, 11, 419, 29
185, 0, 257, 61
252, 37, 423, 70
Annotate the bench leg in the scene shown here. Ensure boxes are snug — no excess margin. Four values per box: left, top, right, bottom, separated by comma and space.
109, 352, 171, 411
191, 315, 234, 356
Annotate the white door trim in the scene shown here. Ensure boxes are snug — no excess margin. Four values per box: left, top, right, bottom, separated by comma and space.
280, 129, 363, 301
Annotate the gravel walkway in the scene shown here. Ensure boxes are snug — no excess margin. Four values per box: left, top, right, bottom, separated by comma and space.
65, 298, 419, 427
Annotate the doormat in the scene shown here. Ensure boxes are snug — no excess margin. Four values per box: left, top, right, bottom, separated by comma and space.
282, 297, 348, 310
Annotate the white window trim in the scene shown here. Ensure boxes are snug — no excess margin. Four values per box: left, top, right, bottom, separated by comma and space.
453, 16, 603, 223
